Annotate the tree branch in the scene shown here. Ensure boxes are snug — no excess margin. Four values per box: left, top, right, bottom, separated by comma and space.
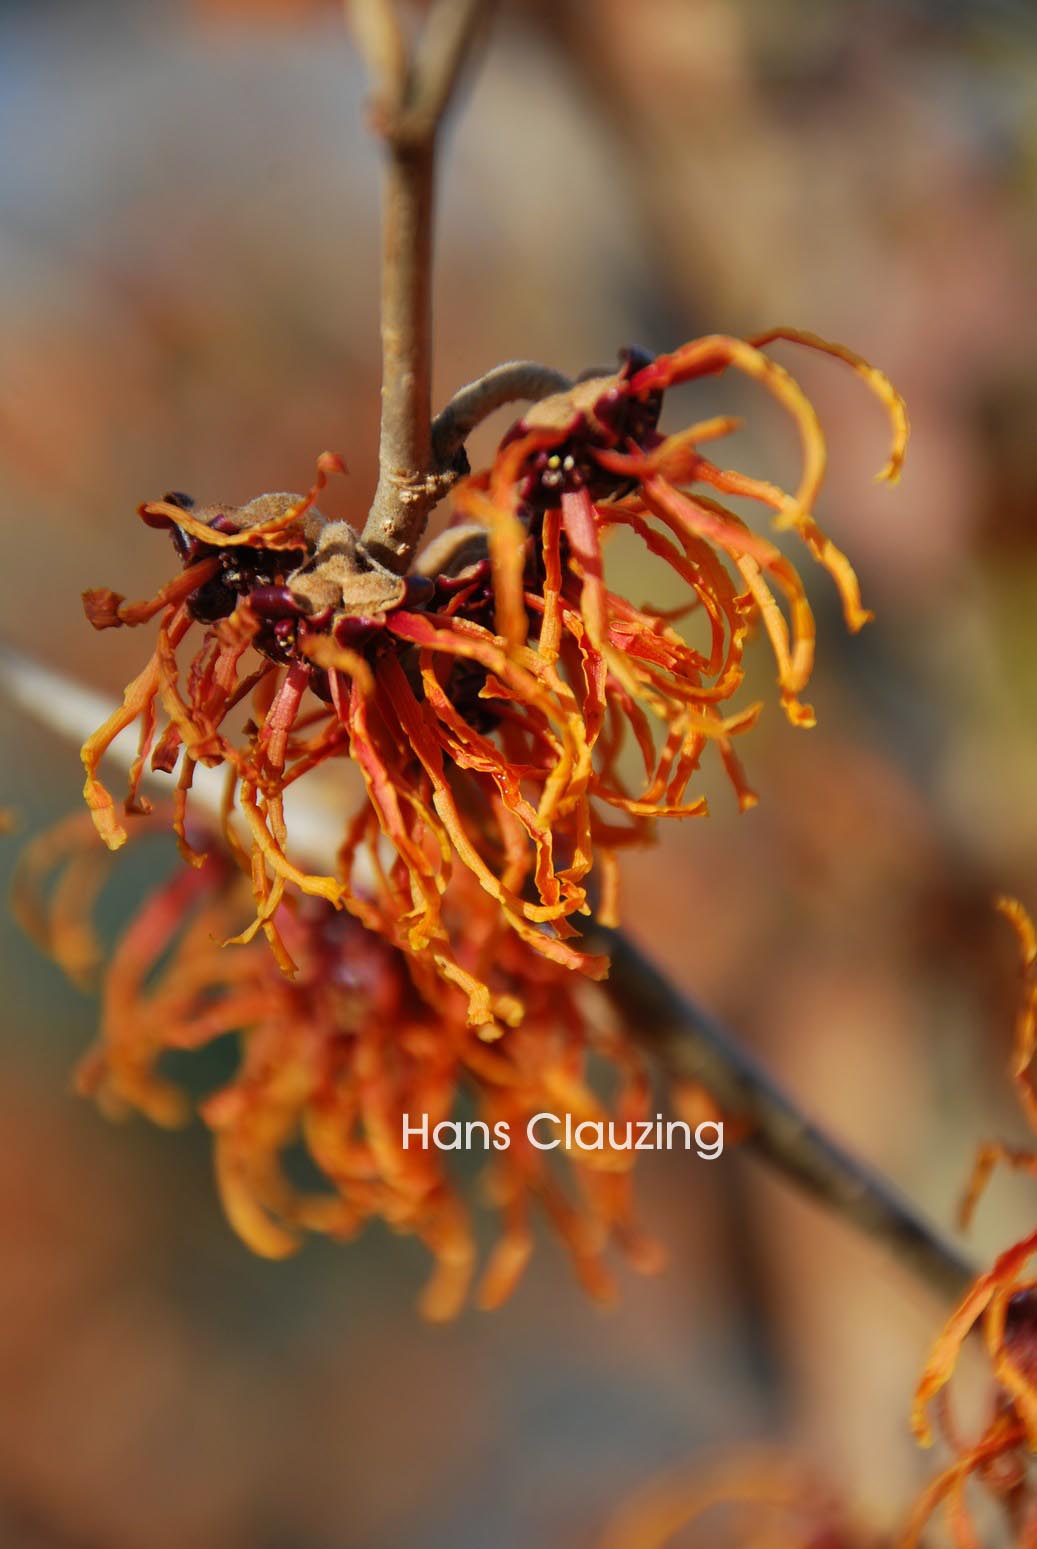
598, 925, 976, 1304
364, 135, 438, 571
346, 0, 407, 111
349, 0, 495, 573
403, 0, 492, 145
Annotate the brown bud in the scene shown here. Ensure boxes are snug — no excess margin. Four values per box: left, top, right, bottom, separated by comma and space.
288, 522, 407, 618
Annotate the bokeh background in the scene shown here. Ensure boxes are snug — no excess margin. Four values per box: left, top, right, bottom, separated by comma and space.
1, 0, 1036, 1543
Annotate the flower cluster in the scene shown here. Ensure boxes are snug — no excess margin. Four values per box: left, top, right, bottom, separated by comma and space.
80, 330, 907, 1024
908, 900, 1037, 1545
16, 814, 665, 1318
45, 325, 908, 1304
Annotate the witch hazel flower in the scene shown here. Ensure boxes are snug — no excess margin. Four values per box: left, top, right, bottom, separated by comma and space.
457, 327, 907, 741
78, 329, 906, 1021
81, 455, 604, 1023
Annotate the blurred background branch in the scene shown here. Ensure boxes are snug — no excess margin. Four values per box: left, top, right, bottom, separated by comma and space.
602, 927, 976, 1305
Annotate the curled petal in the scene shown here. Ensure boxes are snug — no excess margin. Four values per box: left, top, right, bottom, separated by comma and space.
911, 1231, 1037, 1445
749, 326, 910, 484
139, 451, 347, 552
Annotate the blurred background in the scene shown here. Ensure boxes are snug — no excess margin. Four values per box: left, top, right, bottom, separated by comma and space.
1, 0, 1036, 1543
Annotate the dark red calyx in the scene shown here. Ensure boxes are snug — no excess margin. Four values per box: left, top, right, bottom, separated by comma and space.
249, 585, 305, 620
334, 613, 387, 647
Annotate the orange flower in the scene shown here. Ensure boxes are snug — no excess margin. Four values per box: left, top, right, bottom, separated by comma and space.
17, 815, 666, 1319
457, 329, 907, 790
80, 455, 607, 1020
908, 899, 1037, 1546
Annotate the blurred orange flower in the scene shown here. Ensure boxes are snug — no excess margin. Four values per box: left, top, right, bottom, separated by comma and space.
16, 815, 665, 1319
597, 1448, 883, 1549
908, 899, 1037, 1546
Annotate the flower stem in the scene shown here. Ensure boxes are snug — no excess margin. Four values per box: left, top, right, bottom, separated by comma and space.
432, 360, 573, 462
352, 0, 494, 572
364, 137, 437, 571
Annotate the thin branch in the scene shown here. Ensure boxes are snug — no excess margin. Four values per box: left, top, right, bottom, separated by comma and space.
346, 0, 407, 112
350, 0, 496, 573
404, 0, 493, 145
432, 360, 573, 463
599, 925, 977, 1305
363, 133, 438, 572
